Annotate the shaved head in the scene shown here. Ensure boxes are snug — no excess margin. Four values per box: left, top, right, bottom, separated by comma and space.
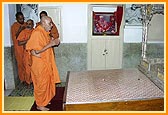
41, 16, 51, 23
40, 16, 53, 32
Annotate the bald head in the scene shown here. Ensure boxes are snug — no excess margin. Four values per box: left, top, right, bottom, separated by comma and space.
41, 16, 50, 22
40, 16, 53, 32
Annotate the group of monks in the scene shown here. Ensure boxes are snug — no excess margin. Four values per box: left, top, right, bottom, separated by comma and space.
11, 11, 61, 111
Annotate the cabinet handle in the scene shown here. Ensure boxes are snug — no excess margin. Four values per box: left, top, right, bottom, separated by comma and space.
104, 49, 107, 52
103, 54, 105, 56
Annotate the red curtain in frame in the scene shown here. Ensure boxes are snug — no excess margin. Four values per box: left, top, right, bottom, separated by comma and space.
116, 6, 123, 35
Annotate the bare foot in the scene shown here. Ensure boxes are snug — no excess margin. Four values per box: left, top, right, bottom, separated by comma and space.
37, 106, 50, 111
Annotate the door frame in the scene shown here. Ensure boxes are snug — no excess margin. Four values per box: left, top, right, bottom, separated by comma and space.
38, 6, 63, 41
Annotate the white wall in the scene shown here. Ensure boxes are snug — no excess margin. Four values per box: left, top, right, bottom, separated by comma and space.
123, 4, 164, 43
39, 4, 88, 43
124, 13, 164, 43
148, 14, 164, 42
4, 4, 16, 47
4, 4, 11, 47
4, 4, 164, 46
124, 26, 142, 43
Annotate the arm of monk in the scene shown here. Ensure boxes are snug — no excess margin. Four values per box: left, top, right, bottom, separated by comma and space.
17, 30, 29, 46
50, 23, 59, 39
26, 30, 60, 58
16, 25, 26, 39
34, 38, 60, 55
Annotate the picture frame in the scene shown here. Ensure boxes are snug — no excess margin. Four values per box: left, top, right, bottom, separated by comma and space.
16, 4, 38, 24
92, 12, 118, 36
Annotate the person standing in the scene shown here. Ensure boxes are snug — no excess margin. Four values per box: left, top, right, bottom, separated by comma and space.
26, 16, 61, 111
36, 11, 59, 39
17, 19, 34, 85
36, 10, 60, 59
11, 12, 26, 83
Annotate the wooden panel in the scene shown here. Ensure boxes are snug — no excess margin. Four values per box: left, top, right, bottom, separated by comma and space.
91, 39, 106, 70
64, 98, 164, 111
106, 39, 121, 69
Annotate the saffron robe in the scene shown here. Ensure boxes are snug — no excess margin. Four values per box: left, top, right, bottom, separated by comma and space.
26, 25, 61, 106
17, 29, 34, 84
11, 22, 26, 82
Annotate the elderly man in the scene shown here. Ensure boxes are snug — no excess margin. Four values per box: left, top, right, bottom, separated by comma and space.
26, 16, 61, 111
36, 11, 59, 40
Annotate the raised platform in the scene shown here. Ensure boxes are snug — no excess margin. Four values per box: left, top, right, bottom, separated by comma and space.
63, 69, 164, 111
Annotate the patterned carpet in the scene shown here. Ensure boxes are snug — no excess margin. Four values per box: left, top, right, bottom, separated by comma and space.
9, 82, 66, 97
8, 83, 33, 96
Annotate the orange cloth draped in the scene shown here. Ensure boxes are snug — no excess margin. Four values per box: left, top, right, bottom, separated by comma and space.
36, 22, 59, 39
17, 29, 34, 84
26, 25, 61, 106
11, 22, 26, 82
36, 22, 59, 56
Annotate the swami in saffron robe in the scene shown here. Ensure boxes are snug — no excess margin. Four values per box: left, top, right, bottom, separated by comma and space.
26, 25, 61, 106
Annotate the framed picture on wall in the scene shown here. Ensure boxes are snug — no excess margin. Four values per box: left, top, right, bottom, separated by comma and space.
92, 12, 117, 36
16, 4, 38, 24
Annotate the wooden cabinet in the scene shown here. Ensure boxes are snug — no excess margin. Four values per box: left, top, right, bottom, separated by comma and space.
88, 5, 124, 70
90, 38, 122, 70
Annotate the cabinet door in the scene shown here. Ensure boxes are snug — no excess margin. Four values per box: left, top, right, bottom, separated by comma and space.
91, 39, 106, 70
106, 39, 121, 69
